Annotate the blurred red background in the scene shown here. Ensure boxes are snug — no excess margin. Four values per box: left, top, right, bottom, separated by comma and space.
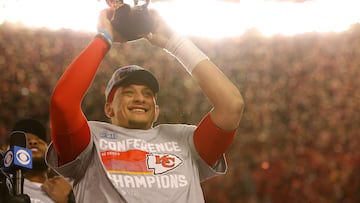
1, 21, 360, 202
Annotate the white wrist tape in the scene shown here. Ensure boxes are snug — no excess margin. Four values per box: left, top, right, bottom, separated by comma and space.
164, 34, 209, 74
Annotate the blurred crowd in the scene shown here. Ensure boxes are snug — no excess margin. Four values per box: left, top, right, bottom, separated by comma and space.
1, 22, 360, 202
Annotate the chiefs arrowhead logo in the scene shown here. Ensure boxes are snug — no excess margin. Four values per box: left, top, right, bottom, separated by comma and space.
146, 153, 183, 175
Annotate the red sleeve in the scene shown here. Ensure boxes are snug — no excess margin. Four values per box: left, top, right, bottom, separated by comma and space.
50, 37, 110, 166
193, 113, 236, 166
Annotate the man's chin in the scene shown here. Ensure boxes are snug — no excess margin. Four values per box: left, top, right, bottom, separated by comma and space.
128, 119, 151, 129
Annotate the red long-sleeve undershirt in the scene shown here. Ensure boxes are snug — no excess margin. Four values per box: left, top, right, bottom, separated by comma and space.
50, 37, 236, 167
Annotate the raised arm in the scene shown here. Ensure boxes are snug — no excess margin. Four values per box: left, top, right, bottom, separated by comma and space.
145, 10, 244, 166
50, 9, 125, 165
192, 59, 244, 129
50, 37, 108, 165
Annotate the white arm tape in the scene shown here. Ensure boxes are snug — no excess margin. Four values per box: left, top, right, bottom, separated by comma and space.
164, 34, 209, 74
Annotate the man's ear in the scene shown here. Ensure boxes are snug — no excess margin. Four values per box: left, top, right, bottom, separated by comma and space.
104, 102, 114, 118
153, 105, 160, 122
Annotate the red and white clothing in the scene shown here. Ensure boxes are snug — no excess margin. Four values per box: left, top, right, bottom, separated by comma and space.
46, 37, 235, 202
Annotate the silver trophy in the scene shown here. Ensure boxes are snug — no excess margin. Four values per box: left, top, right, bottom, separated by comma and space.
106, 0, 153, 41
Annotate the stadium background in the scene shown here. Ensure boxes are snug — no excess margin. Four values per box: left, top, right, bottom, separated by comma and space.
0, 20, 360, 202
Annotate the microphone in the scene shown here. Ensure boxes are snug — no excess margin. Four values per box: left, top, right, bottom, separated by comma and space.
3, 131, 32, 195
0, 150, 4, 168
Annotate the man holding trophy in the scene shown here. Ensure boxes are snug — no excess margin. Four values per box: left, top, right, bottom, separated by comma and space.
46, 0, 244, 202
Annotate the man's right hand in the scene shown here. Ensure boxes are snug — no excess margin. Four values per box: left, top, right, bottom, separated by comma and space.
42, 176, 73, 203
97, 8, 128, 43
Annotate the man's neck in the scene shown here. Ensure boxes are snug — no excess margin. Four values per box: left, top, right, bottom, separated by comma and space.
25, 170, 48, 183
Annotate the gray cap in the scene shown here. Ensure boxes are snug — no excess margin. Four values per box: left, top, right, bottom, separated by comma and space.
105, 65, 159, 101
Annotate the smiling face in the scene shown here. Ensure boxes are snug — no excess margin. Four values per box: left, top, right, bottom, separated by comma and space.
26, 133, 48, 160
104, 84, 159, 129
26, 133, 49, 171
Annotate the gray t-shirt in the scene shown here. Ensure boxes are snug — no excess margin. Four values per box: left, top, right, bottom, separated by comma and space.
46, 121, 227, 203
